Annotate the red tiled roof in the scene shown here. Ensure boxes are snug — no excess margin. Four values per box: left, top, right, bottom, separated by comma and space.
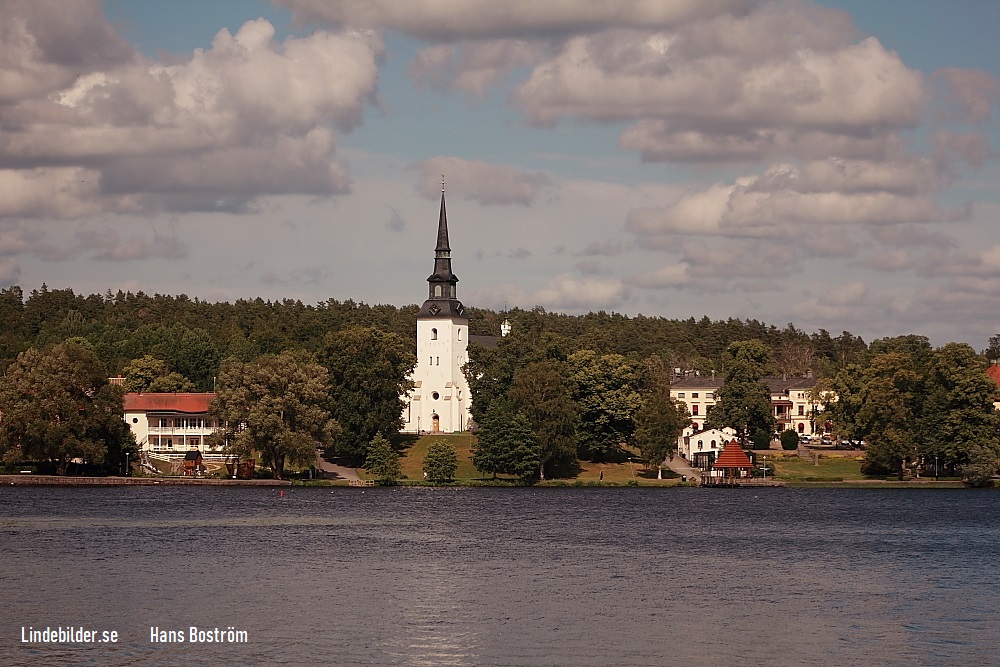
123, 393, 215, 413
712, 440, 753, 470
986, 364, 1000, 391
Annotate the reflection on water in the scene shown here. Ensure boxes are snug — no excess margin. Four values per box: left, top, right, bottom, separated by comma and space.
1, 486, 998, 666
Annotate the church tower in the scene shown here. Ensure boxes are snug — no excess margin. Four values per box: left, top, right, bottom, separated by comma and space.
402, 179, 472, 434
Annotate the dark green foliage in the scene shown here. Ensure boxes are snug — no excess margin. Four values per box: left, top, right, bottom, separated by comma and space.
706, 340, 776, 445
472, 399, 540, 480
918, 343, 999, 468
212, 351, 337, 479
961, 445, 998, 487
750, 430, 772, 450
423, 440, 459, 483
121, 354, 196, 393
780, 430, 799, 451
567, 350, 641, 461
508, 360, 579, 479
364, 434, 401, 485
0, 342, 135, 474
318, 326, 415, 465
633, 355, 689, 468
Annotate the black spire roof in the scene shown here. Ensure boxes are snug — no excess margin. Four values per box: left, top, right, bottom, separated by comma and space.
417, 186, 466, 320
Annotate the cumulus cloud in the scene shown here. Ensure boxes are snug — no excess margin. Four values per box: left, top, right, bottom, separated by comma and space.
73, 226, 187, 262
0, 7, 382, 219
626, 157, 959, 246
473, 272, 630, 312
276, 0, 750, 41
410, 40, 547, 96
934, 68, 1000, 124
413, 157, 552, 206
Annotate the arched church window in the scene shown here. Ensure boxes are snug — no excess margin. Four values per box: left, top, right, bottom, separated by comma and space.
431, 328, 438, 340
457, 329, 462, 340
434, 285, 442, 297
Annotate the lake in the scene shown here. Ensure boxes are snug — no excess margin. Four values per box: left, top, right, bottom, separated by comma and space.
1, 486, 998, 666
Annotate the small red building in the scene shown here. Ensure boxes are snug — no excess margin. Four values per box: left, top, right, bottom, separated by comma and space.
707, 440, 753, 485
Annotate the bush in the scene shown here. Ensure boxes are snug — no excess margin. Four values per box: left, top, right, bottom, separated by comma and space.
751, 430, 771, 450
780, 430, 799, 451
422, 440, 458, 483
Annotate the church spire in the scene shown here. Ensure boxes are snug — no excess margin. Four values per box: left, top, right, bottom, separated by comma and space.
436, 175, 451, 253
417, 175, 465, 319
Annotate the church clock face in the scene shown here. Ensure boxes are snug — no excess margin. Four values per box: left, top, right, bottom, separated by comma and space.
456, 305, 464, 315
429, 303, 441, 315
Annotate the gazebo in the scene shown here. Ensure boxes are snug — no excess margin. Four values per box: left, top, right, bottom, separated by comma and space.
708, 439, 753, 486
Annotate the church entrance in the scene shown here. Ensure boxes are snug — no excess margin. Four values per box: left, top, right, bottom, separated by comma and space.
431, 414, 440, 433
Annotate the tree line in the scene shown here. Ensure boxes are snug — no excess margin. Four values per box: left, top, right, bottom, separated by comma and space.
1, 284, 997, 482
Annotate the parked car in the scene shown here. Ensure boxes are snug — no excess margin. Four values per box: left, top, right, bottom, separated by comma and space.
799, 434, 811, 444
821, 435, 832, 446
837, 439, 853, 450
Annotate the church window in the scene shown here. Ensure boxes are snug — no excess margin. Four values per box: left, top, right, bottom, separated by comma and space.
434, 285, 442, 297
432, 392, 440, 400
458, 329, 462, 340
431, 328, 438, 340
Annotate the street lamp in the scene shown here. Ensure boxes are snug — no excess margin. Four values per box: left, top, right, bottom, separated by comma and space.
627, 457, 635, 478
762, 455, 767, 483
124, 452, 129, 477
935, 455, 939, 481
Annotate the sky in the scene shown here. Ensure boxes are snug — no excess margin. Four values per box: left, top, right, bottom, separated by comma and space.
1, 1, 999, 348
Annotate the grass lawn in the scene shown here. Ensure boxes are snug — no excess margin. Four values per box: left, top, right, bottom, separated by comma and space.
356, 434, 682, 485
772, 455, 869, 481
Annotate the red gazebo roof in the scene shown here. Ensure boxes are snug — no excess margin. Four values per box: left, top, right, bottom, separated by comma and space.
712, 440, 753, 470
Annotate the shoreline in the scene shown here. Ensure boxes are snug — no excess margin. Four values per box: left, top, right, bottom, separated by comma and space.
0, 475, 292, 487
0, 475, 981, 489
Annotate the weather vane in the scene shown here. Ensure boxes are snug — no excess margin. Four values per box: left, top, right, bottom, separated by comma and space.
441, 173, 446, 192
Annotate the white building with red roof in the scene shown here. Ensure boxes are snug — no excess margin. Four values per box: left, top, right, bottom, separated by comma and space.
123, 392, 223, 458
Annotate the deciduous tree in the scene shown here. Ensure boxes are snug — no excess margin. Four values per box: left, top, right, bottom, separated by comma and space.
0, 342, 134, 474
508, 360, 578, 479
212, 351, 337, 479
706, 340, 775, 446
423, 440, 458, 483
364, 434, 401, 485
122, 354, 196, 393
567, 350, 642, 461
318, 326, 415, 465
471, 399, 540, 481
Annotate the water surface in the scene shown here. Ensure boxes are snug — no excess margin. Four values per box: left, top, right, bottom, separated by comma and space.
1, 487, 997, 666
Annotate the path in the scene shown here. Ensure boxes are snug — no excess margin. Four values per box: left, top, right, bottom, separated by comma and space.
664, 453, 702, 484
315, 451, 360, 481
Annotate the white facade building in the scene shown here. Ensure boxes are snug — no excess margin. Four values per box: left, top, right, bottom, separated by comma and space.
670, 375, 824, 436
401, 187, 472, 434
123, 392, 223, 457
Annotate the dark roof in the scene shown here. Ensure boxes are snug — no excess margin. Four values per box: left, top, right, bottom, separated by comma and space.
670, 376, 816, 393
435, 191, 451, 252
183, 450, 203, 461
670, 377, 724, 390
469, 334, 500, 349
416, 298, 468, 320
766, 377, 817, 393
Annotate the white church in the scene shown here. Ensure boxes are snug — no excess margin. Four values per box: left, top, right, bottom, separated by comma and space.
400, 184, 479, 434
